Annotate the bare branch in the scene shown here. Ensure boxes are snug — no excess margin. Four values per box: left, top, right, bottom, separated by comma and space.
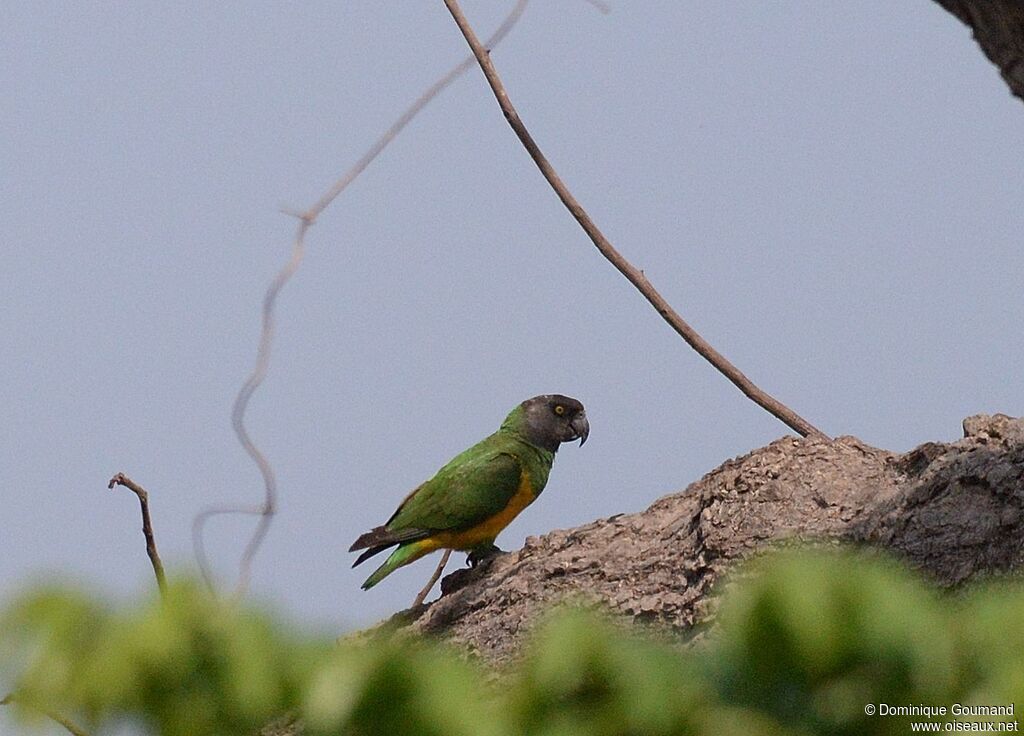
442, 0, 828, 440
1, 693, 91, 736
191, 501, 268, 594
412, 549, 451, 609
107, 473, 167, 595
305, 1, 530, 221
932, 0, 1024, 104
192, 1, 533, 597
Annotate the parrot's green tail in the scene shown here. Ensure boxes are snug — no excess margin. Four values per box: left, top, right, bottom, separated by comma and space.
361, 541, 433, 590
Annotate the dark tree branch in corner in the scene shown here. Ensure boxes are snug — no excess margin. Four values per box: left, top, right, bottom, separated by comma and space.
442, 0, 827, 440
933, 0, 1024, 103
107, 473, 167, 595
1, 693, 91, 736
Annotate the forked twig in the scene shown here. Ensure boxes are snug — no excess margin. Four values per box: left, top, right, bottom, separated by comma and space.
443, 0, 827, 440
107, 473, 167, 595
412, 549, 451, 608
192, 0, 534, 597
1, 693, 91, 736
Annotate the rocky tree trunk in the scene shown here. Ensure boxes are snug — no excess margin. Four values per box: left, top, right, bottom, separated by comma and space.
409, 415, 1024, 664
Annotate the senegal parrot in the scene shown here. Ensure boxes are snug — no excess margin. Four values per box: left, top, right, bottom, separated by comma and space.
349, 394, 589, 590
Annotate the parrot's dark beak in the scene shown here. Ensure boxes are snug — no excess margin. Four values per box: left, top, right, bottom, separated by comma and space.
570, 411, 590, 446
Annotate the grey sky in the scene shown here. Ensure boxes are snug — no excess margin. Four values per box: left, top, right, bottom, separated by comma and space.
2, 0, 1021, 666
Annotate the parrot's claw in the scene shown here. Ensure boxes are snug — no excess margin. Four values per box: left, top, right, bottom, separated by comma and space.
467, 544, 503, 568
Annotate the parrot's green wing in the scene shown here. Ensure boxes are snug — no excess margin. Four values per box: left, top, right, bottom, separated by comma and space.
387, 443, 523, 533
351, 394, 581, 588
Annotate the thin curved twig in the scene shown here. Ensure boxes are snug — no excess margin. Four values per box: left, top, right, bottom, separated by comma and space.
192, 0, 532, 597
412, 549, 451, 608
442, 0, 827, 440
107, 473, 167, 595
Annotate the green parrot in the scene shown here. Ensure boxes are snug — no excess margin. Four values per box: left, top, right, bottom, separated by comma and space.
349, 394, 589, 590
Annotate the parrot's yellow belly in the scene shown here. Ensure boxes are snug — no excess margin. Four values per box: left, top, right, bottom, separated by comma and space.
429, 470, 537, 551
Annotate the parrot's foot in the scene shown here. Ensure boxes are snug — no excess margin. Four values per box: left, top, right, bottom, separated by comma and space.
466, 544, 503, 568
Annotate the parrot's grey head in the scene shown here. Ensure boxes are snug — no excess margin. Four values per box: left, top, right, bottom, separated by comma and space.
510, 394, 589, 453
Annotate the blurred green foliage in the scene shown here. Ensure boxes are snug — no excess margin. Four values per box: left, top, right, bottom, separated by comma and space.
2, 550, 1021, 735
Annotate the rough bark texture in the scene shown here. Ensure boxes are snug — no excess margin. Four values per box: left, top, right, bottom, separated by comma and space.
934, 0, 1024, 103
406, 414, 1024, 665
263, 415, 1023, 735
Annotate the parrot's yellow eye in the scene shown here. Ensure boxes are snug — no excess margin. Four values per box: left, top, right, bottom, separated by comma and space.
554, 404, 566, 415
